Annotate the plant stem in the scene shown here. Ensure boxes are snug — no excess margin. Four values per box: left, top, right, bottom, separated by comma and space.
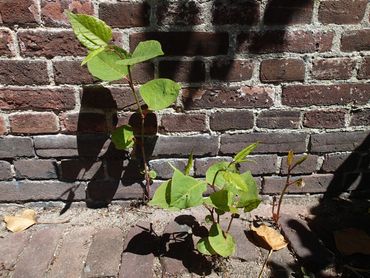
258, 249, 273, 278
226, 215, 234, 233
275, 166, 291, 222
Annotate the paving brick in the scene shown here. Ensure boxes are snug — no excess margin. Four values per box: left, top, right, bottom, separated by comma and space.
211, 0, 260, 25
318, 0, 367, 24
48, 227, 95, 278
10, 112, 59, 134
239, 155, 278, 175
0, 232, 30, 273
159, 60, 206, 83
0, 160, 12, 180
311, 58, 355, 80
0, 60, 49, 85
149, 159, 189, 179
13, 227, 64, 278
256, 110, 300, 129
160, 113, 207, 133
220, 133, 308, 154
303, 110, 346, 128
14, 159, 57, 180
0, 137, 34, 158
260, 58, 305, 82
341, 30, 370, 52
210, 111, 254, 131
0, 30, 14, 56
350, 109, 370, 126
0, 0, 39, 26
157, 0, 203, 26
281, 155, 318, 175
210, 59, 253, 82
83, 228, 124, 277
263, 0, 313, 25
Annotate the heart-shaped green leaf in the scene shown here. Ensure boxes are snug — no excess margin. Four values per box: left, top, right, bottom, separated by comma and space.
205, 189, 236, 213
196, 237, 216, 256
236, 171, 261, 212
149, 180, 171, 209
81, 47, 106, 65
205, 161, 237, 189
111, 125, 134, 150
117, 40, 164, 66
208, 223, 236, 257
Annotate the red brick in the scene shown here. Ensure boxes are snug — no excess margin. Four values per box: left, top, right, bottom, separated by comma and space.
18, 31, 86, 58
311, 58, 355, 80
341, 30, 370, 51
282, 84, 370, 107
160, 113, 206, 133
257, 110, 300, 129
157, 0, 203, 26
358, 56, 370, 79
0, 88, 75, 111
182, 86, 274, 110
0, 115, 7, 135
0, 30, 14, 56
60, 112, 110, 134
130, 32, 229, 56
41, 0, 94, 26
318, 0, 367, 24
211, 0, 260, 25
124, 62, 154, 84
53, 60, 95, 85
0, 0, 38, 26
281, 155, 318, 175
10, 112, 59, 134
237, 30, 333, 54
0, 160, 12, 180
14, 159, 57, 179
263, 0, 314, 25
0, 60, 49, 85
158, 60, 206, 83
260, 59, 305, 82
303, 110, 346, 128
99, 2, 150, 28
350, 109, 370, 126
210, 111, 254, 131
210, 59, 253, 82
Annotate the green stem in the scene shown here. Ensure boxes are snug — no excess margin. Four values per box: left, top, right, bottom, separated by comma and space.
275, 166, 291, 222
226, 215, 234, 233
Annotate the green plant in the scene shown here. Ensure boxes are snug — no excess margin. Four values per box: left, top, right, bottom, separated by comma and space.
67, 13, 181, 200
150, 143, 261, 257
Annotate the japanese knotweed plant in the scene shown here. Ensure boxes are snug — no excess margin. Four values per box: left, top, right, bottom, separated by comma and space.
150, 143, 261, 257
67, 13, 181, 200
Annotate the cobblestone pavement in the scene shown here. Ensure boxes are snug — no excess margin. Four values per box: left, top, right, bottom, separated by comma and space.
0, 196, 338, 278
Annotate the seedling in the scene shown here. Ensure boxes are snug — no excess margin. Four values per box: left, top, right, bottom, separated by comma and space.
67, 13, 181, 200
150, 143, 261, 257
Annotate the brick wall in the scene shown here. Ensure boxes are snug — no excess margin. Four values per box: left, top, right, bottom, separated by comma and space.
0, 0, 369, 203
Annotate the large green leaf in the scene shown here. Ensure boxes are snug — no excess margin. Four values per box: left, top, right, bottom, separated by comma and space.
117, 40, 164, 66
233, 143, 258, 163
204, 189, 237, 213
149, 180, 171, 209
81, 47, 105, 65
139, 79, 180, 111
208, 223, 236, 257
236, 171, 261, 212
87, 49, 128, 81
67, 12, 112, 50
196, 237, 216, 256
170, 168, 207, 209
205, 162, 237, 189
111, 125, 134, 150
223, 172, 248, 192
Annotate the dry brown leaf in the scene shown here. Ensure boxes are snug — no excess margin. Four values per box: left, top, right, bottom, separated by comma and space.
3, 209, 37, 232
251, 224, 287, 251
334, 228, 370, 256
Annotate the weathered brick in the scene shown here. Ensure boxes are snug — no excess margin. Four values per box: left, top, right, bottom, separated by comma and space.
0, 160, 12, 180
257, 110, 300, 129
262, 174, 334, 194
130, 32, 229, 56
263, 0, 314, 25
0, 0, 38, 26
10, 112, 59, 134
210, 111, 254, 131
0, 88, 75, 111
60, 112, 109, 134
99, 2, 150, 28
260, 58, 305, 82
0, 232, 30, 274
149, 159, 188, 179
53, 60, 95, 85
152, 135, 219, 157
311, 58, 355, 80
350, 109, 370, 126
239, 155, 278, 175
318, 0, 367, 24
18, 31, 86, 58
14, 159, 57, 179
124, 62, 154, 84
281, 155, 318, 175
358, 56, 370, 79
321, 153, 354, 173
194, 157, 232, 177
159, 60, 206, 83
160, 113, 206, 133
236, 30, 333, 54
303, 110, 346, 128
341, 30, 370, 51
211, 0, 260, 25
41, 0, 94, 26
210, 59, 253, 82
0, 137, 34, 158
157, 0, 202, 26
59, 159, 104, 181
310, 131, 369, 153
83, 228, 124, 277
0, 30, 14, 56
220, 133, 308, 154
0, 115, 7, 135
282, 84, 370, 107
0, 60, 49, 85
182, 86, 274, 110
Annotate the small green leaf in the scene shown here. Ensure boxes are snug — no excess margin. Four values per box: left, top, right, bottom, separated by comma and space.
205, 162, 237, 189
223, 172, 248, 192
81, 47, 105, 66
87, 49, 128, 81
111, 125, 134, 150
139, 79, 180, 111
294, 155, 308, 166
233, 143, 258, 164
196, 237, 216, 256
149, 170, 157, 179
206, 190, 234, 212
67, 12, 112, 50
287, 150, 294, 167
236, 171, 261, 212
117, 40, 164, 66
149, 180, 171, 209
184, 151, 193, 176
208, 223, 236, 257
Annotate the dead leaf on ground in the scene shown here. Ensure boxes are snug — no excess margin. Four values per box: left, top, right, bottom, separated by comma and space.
251, 224, 288, 251
3, 209, 37, 232
334, 228, 370, 256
